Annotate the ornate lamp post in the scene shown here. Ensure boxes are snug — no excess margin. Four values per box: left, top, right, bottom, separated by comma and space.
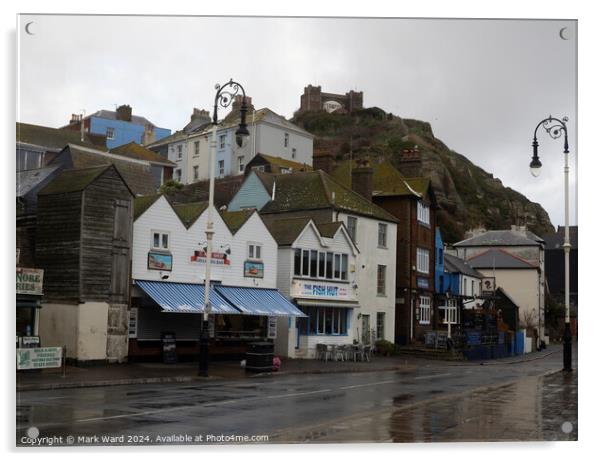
529, 115, 572, 372
198, 79, 249, 377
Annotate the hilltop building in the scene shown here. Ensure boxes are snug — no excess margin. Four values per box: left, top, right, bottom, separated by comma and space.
297, 85, 364, 114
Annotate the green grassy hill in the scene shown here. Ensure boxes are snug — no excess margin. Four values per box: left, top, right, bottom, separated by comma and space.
292, 108, 554, 242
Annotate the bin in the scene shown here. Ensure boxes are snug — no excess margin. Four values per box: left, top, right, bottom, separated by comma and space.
246, 342, 274, 373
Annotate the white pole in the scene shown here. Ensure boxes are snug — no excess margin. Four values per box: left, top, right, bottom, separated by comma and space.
564, 149, 570, 326
204, 124, 217, 320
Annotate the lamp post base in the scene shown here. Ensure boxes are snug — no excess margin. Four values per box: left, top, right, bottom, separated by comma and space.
563, 321, 572, 372
198, 319, 210, 377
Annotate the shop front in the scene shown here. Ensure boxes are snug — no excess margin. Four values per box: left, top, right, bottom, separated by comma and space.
290, 280, 359, 358
129, 280, 305, 361
16, 267, 43, 347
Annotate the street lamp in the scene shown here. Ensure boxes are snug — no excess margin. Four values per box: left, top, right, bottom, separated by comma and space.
529, 115, 572, 372
198, 79, 250, 377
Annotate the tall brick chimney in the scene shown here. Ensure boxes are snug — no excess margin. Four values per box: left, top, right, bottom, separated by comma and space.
351, 159, 373, 200
399, 146, 422, 177
141, 123, 156, 145
116, 104, 132, 122
313, 149, 335, 175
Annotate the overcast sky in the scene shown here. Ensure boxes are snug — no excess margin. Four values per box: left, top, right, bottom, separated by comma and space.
17, 15, 577, 228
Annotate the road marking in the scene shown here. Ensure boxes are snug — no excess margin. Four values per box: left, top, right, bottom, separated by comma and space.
76, 388, 335, 423
339, 380, 395, 390
413, 373, 452, 380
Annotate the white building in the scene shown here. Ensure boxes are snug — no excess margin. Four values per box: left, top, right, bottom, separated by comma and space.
452, 226, 546, 340
266, 217, 361, 358
229, 170, 398, 354
146, 104, 313, 185
130, 194, 304, 360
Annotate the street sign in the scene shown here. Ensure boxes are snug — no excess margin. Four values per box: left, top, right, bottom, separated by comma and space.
16, 347, 62, 370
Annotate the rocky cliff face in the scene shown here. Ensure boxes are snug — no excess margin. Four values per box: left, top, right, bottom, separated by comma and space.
293, 108, 554, 242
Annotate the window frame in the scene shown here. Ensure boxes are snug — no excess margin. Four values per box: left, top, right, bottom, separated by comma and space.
238, 155, 245, 173
193, 165, 199, 180
417, 200, 430, 226
218, 160, 225, 176
106, 127, 115, 140
293, 247, 349, 282
419, 296, 431, 324
377, 264, 387, 296
284, 132, 289, 147
376, 312, 385, 340
347, 216, 358, 243
417, 247, 430, 274
219, 134, 226, 149
151, 230, 170, 250
377, 223, 387, 248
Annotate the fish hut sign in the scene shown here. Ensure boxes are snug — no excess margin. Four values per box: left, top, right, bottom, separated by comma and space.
16, 268, 44, 296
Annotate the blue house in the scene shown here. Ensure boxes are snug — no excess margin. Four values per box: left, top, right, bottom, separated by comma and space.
435, 228, 446, 294
65, 105, 171, 149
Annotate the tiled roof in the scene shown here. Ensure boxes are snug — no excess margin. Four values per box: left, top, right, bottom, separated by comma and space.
315, 221, 344, 238
331, 159, 431, 198
260, 170, 397, 223
253, 153, 312, 172
38, 165, 112, 195
133, 194, 163, 220
219, 209, 255, 234
166, 175, 245, 208
88, 109, 155, 127
265, 216, 313, 246
171, 202, 208, 228
467, 249, 537, 269
542, 226, 578, 250
16, 165, 61, 198
444, 254, 483, 278
51, 144, 157, 196
454, 229, 544, 247
110, 142, 175, 166
144, 130, 188, 148
16, 122, 105, 151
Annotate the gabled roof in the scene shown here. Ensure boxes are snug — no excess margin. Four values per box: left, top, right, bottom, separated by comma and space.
444, 254, 483, 278
219, 209, 256, 234
265, 216, 313, 246
171, 202, 208, 229
166, 175, 245, 208
133, 194, 163, 220
222, 107, 313, 138
260, 170, 398, 223
315, 221, 344, 238
467, 248, 537, 269
110, 142, 175, 166
454, 229, 544, 247
38, 165, 113, 195
16, 122, 105, 151
251, 153, 312, 172
144, 129, 189, 148
331, 159, 431, 198
50, 144, 157, 196
16, 165, 62, 198
86, 109, 158, 128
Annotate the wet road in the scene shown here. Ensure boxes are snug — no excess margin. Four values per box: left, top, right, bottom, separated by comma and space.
16, 348, 577, 445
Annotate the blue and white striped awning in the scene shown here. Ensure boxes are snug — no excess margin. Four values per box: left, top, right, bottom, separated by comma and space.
135, 280, 240, 314
215, 286, 307, 317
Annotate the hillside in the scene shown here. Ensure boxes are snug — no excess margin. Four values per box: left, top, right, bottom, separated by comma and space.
292, 108, 554, 242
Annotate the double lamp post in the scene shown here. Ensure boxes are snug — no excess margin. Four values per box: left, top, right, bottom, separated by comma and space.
198, 79, 250, 377
529, 115, 572, 372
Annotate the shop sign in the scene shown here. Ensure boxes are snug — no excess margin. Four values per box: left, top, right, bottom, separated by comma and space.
20, 336, 40, 348
292, 281, 349, 299
148, 252, 173, 271
16, 268, 43, 295
417, 277, 429, 289
161, 332, 177, 364
482, 277, 496, 296
16, 347, 62, 370
244, 260, 264, 278
267, 316, 277, 339
190, 250, 231, 266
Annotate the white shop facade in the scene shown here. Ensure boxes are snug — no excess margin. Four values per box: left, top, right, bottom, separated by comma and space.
130, 195, 304, 361
269, 217, 362, 358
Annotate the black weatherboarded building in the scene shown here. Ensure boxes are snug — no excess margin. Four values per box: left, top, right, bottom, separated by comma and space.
36, 164, 134, 363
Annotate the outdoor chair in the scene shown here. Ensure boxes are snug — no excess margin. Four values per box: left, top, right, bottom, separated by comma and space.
316, 343, 327, 361
333, 345, 346, 362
